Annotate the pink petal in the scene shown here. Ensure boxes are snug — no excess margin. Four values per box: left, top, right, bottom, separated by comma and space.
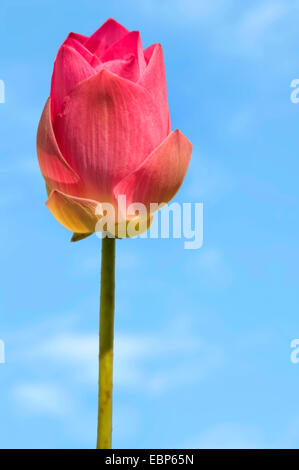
138, 43, 170, 135
85, 18, 128, 58
63, 35, 101, 68
96, 54, 140, 82
144, 44, 156, 63
37, 98, 81, 193
46, 189, 99, 234
114, 130, 192, 211
100, 31, 146, 78
50, 45, 95, 119
67, 32, 88, 44
53, 69, 165, 203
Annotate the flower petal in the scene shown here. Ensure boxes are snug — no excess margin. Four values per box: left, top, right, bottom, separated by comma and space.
66, 32, 88, 44
101, 31, 146, 79
96, 55, 139, 82
46, 188, 153, 238
144, 44, 155, 63
53, 69, 165, 202
37, 98, 81, 191
63, 34, 101, 68
46, 190, 99, 233
50, 45, 95, 118
85, 18, 128, 58
114, 130, 192, 211
138, 43, 170, 135
71, 232, 92, 242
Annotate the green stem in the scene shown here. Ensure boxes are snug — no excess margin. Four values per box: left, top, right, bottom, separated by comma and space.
97, 236, 116, 449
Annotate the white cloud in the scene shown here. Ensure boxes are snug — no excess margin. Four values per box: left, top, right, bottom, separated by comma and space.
174, 0, 228, 20
133, 0, 228, 23
12, 383, 72, 416
26, 317, 224, 396
114, 332, 207, 393
212, 0, 294, 60
38, 333, 99, 384
237, 1, 288, 45
133, 0, 298, 65
186, 422, 264, 449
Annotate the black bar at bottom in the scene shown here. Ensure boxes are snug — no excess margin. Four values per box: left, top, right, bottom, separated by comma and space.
0, 448, 298, 464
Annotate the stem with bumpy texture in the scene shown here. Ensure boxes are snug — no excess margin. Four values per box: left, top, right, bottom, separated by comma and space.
97, 236, 116, 449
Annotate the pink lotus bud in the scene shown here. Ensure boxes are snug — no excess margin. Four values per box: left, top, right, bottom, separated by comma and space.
37, 18, 192, 238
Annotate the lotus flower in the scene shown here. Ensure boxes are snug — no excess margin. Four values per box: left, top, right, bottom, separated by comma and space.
37, 18, 192, 238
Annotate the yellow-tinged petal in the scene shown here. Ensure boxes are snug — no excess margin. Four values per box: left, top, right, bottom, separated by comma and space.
46, 190, 154, 238
46, 190, 99, 234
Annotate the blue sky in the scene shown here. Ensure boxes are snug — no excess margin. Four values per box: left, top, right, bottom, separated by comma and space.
1, 0, 299, 449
